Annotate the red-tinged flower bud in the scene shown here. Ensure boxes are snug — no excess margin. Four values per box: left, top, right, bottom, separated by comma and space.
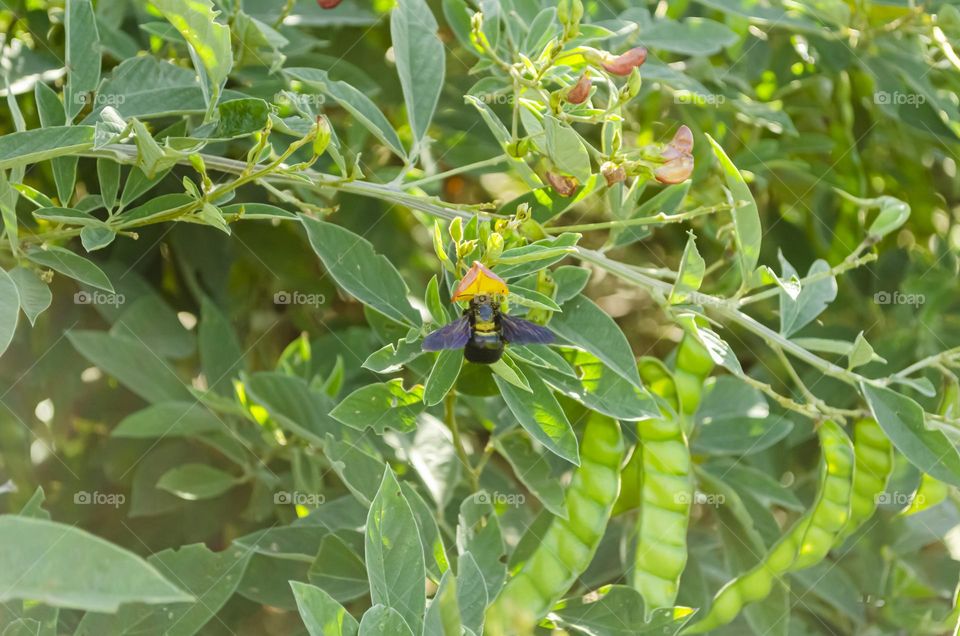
565, 74, 591, 104
545, 171, 578, 197
655, 156, 694, 184
662, 125, 693, 161
318, 0, 342, 8
601, 161, 626, 186
602, 47, 647, 76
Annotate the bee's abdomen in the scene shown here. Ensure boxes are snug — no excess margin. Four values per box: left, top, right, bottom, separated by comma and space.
465, 331, 504, 364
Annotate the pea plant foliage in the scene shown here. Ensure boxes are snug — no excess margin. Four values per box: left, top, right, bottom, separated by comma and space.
0, 0, 959, 634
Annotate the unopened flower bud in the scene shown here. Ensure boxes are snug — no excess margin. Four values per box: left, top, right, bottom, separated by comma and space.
313, 116, 331, 156
602, 47, 648, 76
485, 232, 504, 262
317, 0, 342, 8
655, 156, 694, 184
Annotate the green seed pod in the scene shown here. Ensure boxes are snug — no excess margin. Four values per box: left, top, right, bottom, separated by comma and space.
837, 418, 893, 541
685, 421, 855, 634
484, 413, 624, 636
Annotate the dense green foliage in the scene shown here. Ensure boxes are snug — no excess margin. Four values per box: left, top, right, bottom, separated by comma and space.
1, 0, 959, 634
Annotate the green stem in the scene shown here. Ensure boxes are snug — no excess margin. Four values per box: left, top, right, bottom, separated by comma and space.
545, 203, 729, 233
403, 156, 508, 190
445, 390, 479, 492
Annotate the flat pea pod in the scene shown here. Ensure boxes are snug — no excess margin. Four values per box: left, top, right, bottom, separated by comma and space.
684, 420, 854, 634
838, 418, 894, 540
632, 360, 693, 612
484, 413, 624, 635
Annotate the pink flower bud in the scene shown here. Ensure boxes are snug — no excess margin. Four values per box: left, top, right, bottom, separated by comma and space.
565, 74, 591, 104
602, 47, 648, 76
655, 156, 694, 184
318, 0, 342, 8
661, 125, 693, 161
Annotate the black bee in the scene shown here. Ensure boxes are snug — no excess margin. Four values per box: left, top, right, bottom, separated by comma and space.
422, 262, 554, 364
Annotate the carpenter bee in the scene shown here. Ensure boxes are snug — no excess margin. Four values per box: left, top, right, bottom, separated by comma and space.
423, 261, 554, 364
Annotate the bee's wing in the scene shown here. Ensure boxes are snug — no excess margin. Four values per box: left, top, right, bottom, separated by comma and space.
422, 316, 472, 351
500, 313, 555, 345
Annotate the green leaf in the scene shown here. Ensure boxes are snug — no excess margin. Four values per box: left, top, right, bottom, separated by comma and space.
540, 348, 659, 421
153, 0, 233, 104
489, 354, 531, 392
32, 207, 100, 226
425, 275, 449, 325
199, 296, 246, 394
363, 337, 424, 374
301, 216, 420, 327
324, 434, 387, 506
67, 330, 191, 403
92, 57, 208, 120
244, 372, 339, 445
26, 246, 113, 292
365, 469, 426, 635
286, 68, 406, 159
65, 0, 101, 121
156, 463, 238, 500
0, 126, 95, 170
493, 233, 580, 279
495, 364, 579, 465
454, 552, 487, 634
423, 349, 464, 406
97, 158, 120, 211
862, 383, 960, 488
867, 197, 910, 240
669, 231, 705, 304
550, 294, 643, 388
847, 331, 876, 370
291, 581, 359, 636
543, 115, 592, 182
331, 379, 425, 433
391, 0, 445, 149
778, 255, 837, 337
495, 431, 567, 517
638, 17, 737, 56
423, 570, 461, 636
110, 295, 195, 360
8, 267, 49, 326
705, 134, 761, 287
0, 515, 192, 612
549, 585, 695, 635
112, 402, 224, 438
308, 534, 368, 602
358, 605, 415, 636
0, 269, 20, 357
76, 543, 252, 636
80, 225, 116, 252
210, 98, 270, 139
694, 376, 792, 455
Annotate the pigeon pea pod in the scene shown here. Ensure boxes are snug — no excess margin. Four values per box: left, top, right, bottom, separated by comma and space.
684, 420, 854, 634
631, 358, 693, 611
484, 413, 624, 635
838, 418, 893, 541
